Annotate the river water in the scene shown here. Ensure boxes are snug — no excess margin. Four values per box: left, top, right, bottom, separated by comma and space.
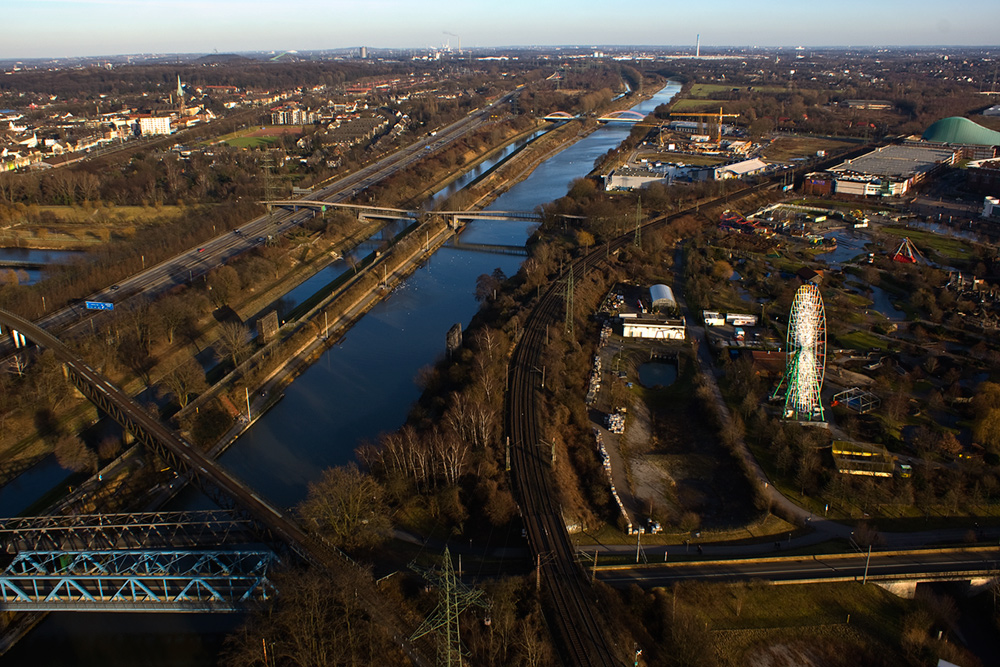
0, 247, 83, 285
213, 82, 682, 510
9, 81, 682, 666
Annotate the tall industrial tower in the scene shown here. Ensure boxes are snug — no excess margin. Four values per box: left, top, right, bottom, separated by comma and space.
772, 284, 826, 422
696, 34, 700, 58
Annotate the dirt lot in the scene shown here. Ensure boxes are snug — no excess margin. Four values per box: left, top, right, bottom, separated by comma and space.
594, 331, 758, 532
761, 136, 861, 162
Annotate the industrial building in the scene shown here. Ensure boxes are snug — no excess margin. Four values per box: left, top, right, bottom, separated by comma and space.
617, 284, 685, 339
816, 144, 956, 197
620, 313, 686, 339
650, 284, 677, 312
715, 157, 768, 180
984, 196, 1000, 221
603, 166, 671, 190
967, 158, 1000, 194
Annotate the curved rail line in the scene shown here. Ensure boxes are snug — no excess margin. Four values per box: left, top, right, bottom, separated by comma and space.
503, 152, 865, 664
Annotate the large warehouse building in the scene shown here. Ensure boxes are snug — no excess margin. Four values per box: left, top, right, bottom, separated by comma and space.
819, 144, 956, 197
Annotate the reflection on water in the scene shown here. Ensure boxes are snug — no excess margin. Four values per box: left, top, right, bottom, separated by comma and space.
0, 455, 72, 516
849, 280, 906, 320
0, 247, 84, 285
639, 361, 677, 388
816, 229, 870, 266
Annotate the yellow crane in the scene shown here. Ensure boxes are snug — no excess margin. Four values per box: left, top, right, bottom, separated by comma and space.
669, 107, 740, 143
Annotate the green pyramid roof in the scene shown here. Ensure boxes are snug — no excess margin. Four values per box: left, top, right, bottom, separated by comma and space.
922, 116, 1000, 146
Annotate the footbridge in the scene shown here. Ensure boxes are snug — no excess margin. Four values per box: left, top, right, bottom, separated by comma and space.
447, 239, 528, 257
543, 112, 579, 121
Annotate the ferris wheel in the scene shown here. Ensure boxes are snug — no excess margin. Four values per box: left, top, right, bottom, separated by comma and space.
774, 284, 826, 422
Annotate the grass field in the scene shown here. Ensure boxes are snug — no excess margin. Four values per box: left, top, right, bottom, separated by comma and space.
669, 98, 730, 112
31, 205, 188, 223
224, 135, 278, 148
835, 330, 890, 351
762, 136, 862, 161
879, 225, 974, 263
688, 83, 791, 98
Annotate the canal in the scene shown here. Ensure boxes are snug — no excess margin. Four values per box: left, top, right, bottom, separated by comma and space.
0, 247, 83, 286
8, 80, 682, 665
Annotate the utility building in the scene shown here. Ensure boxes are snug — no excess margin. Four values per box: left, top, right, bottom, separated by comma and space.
650, 284, 677, 312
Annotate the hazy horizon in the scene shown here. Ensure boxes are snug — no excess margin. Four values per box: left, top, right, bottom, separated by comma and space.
5, 0, 999, 60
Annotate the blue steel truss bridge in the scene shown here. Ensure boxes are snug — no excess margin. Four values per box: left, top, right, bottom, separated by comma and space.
0, 512, 274, 612
0, 549, 275, 613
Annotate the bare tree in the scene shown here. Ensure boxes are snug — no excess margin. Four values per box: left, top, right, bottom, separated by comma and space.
9, 353, 28, 377
207, 265, 242, 308
222, 565, 402, 667
154, 294, 195, 345
297, 464, 391, 551
54, 434, 98, 473
216, 321, 252, 368
159, 358, 207, 408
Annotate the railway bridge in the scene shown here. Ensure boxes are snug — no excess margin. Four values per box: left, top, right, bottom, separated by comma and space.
0, 309, 429, 662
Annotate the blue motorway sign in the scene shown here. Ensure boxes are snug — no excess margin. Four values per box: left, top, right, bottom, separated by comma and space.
85, 301, 114, 311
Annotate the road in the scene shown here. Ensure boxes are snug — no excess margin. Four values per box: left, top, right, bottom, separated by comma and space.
595, 547, 1000, 587
28, 90, 519, 340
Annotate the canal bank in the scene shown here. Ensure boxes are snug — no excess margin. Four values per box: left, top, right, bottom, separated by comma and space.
204, 79, 682, 509
6, 80, 683, 665
203, 217, 460, 460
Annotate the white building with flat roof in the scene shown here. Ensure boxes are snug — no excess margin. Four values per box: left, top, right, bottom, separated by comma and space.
715, 157, 768, 180
136, 116, 173, 136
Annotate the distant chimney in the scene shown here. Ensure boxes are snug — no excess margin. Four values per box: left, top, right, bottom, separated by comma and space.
696, 34, 700, 58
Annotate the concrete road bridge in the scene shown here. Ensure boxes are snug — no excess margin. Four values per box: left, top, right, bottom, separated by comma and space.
264, 200, 551, 225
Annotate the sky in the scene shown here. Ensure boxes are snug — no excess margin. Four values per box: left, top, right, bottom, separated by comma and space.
3, 0, 999, 59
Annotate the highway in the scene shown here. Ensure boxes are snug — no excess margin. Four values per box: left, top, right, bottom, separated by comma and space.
595, 547, 1000, 587
29, 90, 519, 339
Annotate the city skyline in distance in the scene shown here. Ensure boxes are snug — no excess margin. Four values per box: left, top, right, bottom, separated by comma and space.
4, 0, 999, 60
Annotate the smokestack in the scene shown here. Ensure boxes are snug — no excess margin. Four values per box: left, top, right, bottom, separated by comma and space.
696, 34, 700, 58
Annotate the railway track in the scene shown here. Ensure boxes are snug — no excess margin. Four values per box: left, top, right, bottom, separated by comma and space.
503, 153, 859, 664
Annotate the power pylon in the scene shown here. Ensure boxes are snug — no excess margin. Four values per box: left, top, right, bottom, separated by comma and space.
564, 264, 575, 335
262, 152, 276, 220
410, 547, 486, 667
633, 196, 642, 249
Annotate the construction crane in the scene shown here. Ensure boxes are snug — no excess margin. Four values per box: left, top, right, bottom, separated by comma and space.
669, 106, 740, 143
